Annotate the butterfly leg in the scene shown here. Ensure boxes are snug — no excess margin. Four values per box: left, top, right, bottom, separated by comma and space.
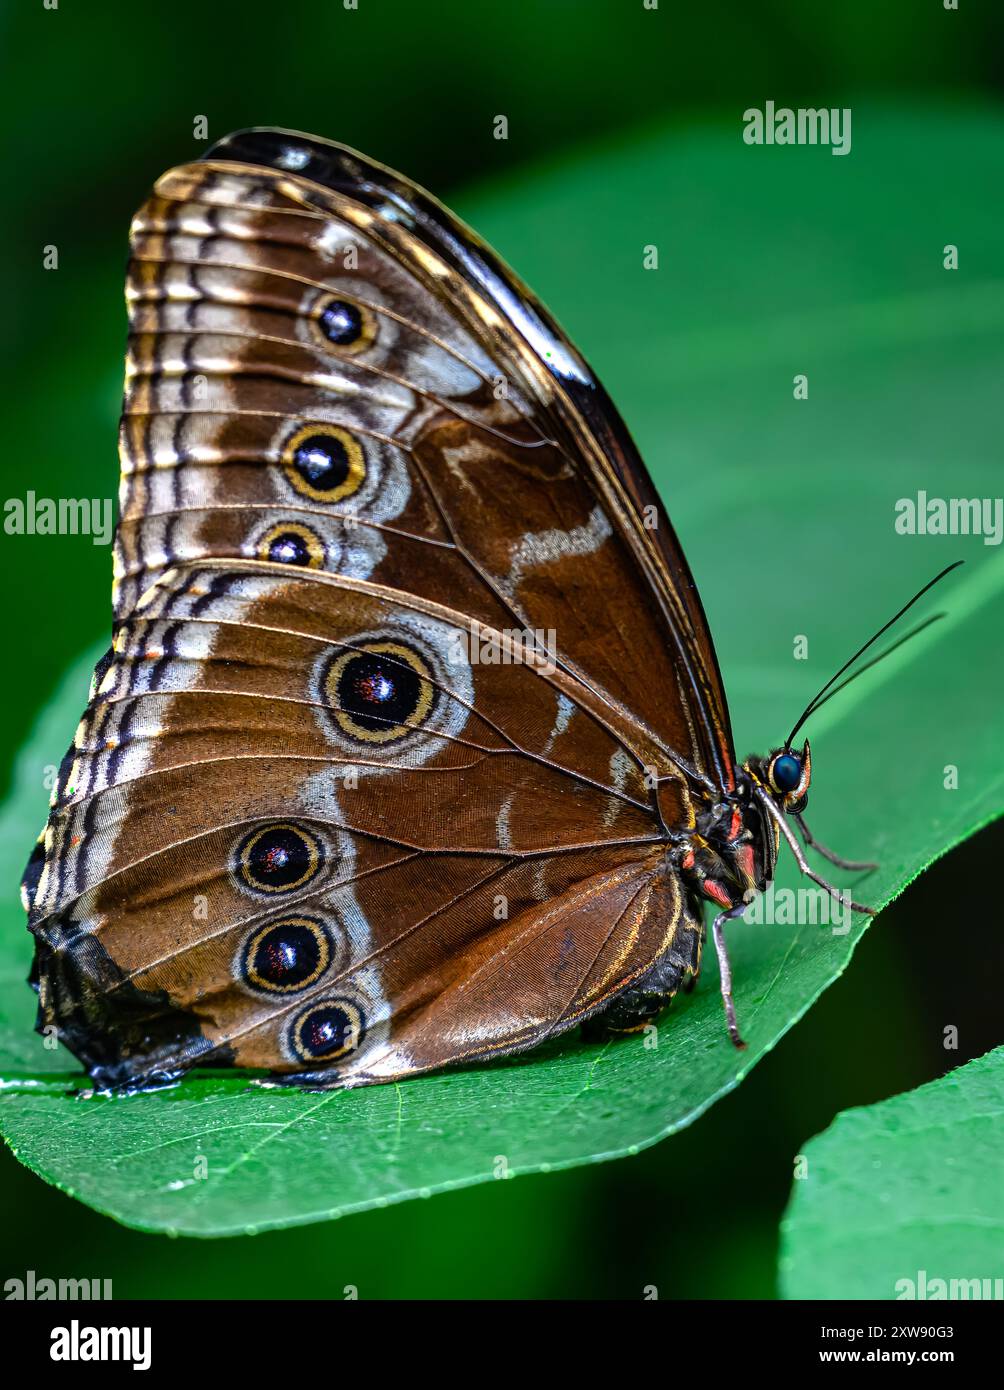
711, 903, 747, 1050
757, 790, 876, 916
794, 812, 877, 872
681, 913, 707, 992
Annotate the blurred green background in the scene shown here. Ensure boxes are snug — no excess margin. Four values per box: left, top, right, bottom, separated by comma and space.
1, 0, 1002, 1297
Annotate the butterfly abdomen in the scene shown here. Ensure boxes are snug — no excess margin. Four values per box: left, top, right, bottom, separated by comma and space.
584, 883, 706, 1037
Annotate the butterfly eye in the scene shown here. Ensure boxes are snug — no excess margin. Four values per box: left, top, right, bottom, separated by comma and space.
257, 522, 326, 569
767, 743, 812, 806
242, 915, 332, 994
235, 823, 325, 896
770, 753, 803, 794
283, 424, 366, 504
289, 998, 366, 1063
314, 296, 376, 353
324, 641, 435, 744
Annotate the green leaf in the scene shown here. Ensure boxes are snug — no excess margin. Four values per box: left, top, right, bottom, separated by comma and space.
1, 106, 1002, 1235
779, 1047, 1004, 1300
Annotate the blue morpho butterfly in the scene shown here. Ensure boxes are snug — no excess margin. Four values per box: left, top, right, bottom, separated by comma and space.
20, 128, 962, 1089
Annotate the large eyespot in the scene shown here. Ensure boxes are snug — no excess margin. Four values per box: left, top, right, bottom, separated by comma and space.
234, 823, 324, 896
310, 616, 473, 771
289, 998, 366, 1063
323, 641, 435, 744
256, 521, 326, 569
312, 296, 376, 353
241, 915, 332, 994
282, 424, 366, 503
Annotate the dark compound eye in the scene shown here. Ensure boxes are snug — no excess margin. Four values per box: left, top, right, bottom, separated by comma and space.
282, 425, 365, 503
323, 642, 435, 744
771, 753, 803, 794
243, 916, 331, 994
235, 823, 324, 895
290, 999, 366, 1063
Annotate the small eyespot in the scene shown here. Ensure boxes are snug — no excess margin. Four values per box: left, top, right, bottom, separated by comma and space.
257, 521, 325, 569
275, 145, 312, 172
313, 296, 375, 353
289, 998, 366, 1063
323, 641, 435, 744
234, 823, 324, 896
242, 915, 331, 994
769, 753, 803, 795
282, 424, 366, 503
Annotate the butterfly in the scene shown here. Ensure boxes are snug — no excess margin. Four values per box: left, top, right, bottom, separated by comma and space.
22, 128, 949, 1092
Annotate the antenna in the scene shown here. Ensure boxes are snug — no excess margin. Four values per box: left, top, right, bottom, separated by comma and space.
785, 561, 963, 748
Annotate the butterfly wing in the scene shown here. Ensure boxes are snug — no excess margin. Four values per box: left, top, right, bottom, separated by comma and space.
26, 128, 726, 1086
119, 126, 735, 789
27, 562, 702, 1086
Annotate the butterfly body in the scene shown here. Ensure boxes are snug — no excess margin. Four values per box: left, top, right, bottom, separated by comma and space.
22, 129, 871, 1091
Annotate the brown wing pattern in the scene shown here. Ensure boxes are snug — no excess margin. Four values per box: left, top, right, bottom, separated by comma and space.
29, 563, 701, 1084
118, 130, 732, 781
25, 129, 723, 1087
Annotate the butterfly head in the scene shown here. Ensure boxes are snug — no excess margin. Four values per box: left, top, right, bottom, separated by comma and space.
764, 738, 812, 814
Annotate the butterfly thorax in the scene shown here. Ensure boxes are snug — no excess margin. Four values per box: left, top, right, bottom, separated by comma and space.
678, 806, 757, 913
675, 742, 811, 916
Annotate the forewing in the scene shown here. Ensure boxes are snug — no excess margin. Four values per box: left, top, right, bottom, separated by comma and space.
118, 128, 734, 789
